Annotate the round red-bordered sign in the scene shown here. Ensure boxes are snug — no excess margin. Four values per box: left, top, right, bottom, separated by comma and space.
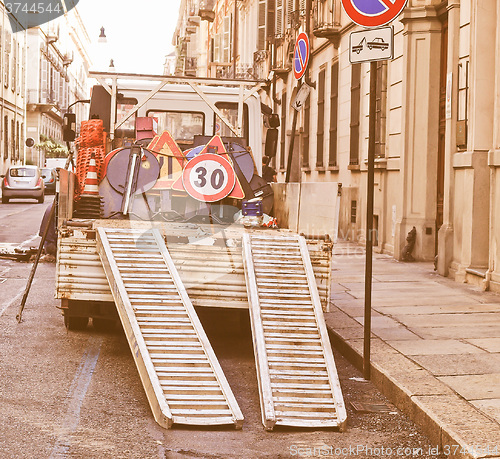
182, 153, 236, 202
341, 0, 408, 28
293, 32, 310, 80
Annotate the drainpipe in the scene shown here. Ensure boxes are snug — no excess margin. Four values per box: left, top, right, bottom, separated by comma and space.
304, 0, 316, 89
232, 0, 238, 78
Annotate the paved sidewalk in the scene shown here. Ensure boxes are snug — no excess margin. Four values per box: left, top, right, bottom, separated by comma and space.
324, 242, 500, 458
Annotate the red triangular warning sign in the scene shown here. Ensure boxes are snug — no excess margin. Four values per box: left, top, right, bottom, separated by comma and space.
149, 131, 187, 190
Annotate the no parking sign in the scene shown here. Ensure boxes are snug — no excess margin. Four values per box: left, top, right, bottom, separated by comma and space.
293, 32, 310, 80
341, 0, 408, 28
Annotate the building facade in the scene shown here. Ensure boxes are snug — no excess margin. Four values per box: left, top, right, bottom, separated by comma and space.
25, 7, 90, 167
0, 3, 27, 177
173, 0, 500, 293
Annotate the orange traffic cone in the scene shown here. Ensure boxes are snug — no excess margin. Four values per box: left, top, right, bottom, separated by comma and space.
74, 154, 103, 219
81, 154, 99, 196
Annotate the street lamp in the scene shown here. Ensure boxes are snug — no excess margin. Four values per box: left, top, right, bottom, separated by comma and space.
98, 27, 107, 43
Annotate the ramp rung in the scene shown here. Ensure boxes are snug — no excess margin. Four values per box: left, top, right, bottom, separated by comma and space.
96, 227, 243, 429
243, 233, 346, 431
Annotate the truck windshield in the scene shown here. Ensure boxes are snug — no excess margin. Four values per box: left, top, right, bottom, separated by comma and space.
214, 102, 249, 146
148, 111, 204, 145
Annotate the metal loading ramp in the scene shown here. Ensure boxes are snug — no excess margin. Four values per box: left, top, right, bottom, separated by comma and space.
96, 227, 244, 429
242, 233, 347, 430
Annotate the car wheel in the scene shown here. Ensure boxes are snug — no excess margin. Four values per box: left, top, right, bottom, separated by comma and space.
2, 196, 8, 204
38, 195, 44, 204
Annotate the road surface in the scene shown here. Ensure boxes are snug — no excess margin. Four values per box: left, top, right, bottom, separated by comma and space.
0, 199, 444, 458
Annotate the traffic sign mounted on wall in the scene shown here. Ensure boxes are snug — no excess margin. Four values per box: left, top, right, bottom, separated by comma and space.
341, 0, 408, 28
349, 26, 394, 63
293, 32, 310, 80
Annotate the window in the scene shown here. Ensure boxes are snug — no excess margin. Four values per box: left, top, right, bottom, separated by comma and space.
351, 200, 357, 223
148, 110, 204, 145
316, 67, 326, 168
10, 167, 35, 177
280, 91, 287, 170
329, 61, 339, 167
349, 63, 361, 165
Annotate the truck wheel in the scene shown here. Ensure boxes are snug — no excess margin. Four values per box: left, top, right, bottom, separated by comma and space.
38, 195, 45, 204
64, 314, 89, 330
92, 317, 117, 332
2, 196, 8, 204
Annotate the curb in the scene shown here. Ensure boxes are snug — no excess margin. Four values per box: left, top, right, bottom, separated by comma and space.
326, 311, 500, 459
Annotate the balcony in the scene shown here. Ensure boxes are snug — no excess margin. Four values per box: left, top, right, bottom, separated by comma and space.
185, 57, 197, 77
312, 0, 341, 46
27, 89, 61, 113
199, 0, 215, 22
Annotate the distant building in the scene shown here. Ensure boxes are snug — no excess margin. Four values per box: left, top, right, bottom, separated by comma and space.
25, 7, 91, 167
0, 7, 27, 176
163, 51, 176, 76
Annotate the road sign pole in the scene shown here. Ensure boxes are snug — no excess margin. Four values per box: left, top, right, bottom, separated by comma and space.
285, 107, 299, 183
363, 61, 377, 380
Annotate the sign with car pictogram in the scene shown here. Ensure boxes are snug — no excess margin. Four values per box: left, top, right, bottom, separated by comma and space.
349, 26, 393, 64
341, 0, 408, 28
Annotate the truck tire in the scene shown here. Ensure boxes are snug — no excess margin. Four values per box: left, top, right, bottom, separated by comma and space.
64, 313, 89, 330
92, 317, 117, 332
2, 196, 8, 204
38, 195, 45, 204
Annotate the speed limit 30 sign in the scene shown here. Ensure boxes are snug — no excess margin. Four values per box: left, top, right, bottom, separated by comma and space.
182, 153, 236, 202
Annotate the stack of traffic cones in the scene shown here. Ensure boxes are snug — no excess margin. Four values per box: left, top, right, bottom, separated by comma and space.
73, 154, 103, 219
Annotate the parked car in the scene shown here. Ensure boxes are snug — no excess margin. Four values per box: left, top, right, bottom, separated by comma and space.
41, 167, 57, 194
1, 165, 45, 204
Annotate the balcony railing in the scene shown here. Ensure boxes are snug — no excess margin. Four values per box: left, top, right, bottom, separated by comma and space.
312, 0, 341, 44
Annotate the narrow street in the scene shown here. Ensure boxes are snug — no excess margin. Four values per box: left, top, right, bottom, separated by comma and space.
0, 201, 444, 458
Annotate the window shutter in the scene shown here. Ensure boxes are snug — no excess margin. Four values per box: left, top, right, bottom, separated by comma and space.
11, 40, 16, 91
329, 61, 339, 166
316, 67, 326, 167
40, 56, 48, 101
214, 33, 221, 62
4, 32, 10, 88
299, 0, 306, 15
59, 72, 64, 106
267, 0, 275, 39
286, 0, 295, 29
258, 0, 266, 50
223, 16, 230, 63
276, 0, 284, 37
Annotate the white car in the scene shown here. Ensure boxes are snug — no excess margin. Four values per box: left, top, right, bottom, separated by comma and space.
1, 165, 45, 204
